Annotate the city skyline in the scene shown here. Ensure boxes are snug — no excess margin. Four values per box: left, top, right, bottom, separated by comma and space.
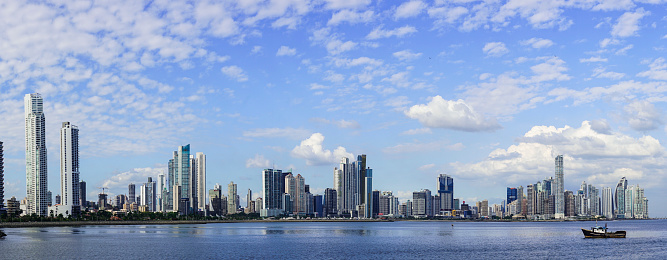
0, 1, 667, 217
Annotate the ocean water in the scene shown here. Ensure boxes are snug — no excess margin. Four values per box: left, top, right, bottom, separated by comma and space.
1, 220, 665, 259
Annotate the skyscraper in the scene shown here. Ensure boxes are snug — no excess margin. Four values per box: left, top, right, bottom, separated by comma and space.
323, 188, 337, 217
0, 141, 4, 210
79, 180, 86, 208
25, 93, 48, 216
554, 155, 564, 219
157, 172, 165, 212
228, 181, 237, 214
60, 122, 80, 217
601, 186, 613, 219
247, 189, 252, 209
128, 183, 136, 204
437, 174, 454, 212
615, 177, 627, 218
142, 177, 156, 212
363, 168, 373, 218
195, 152, 206, 212
261, 169, 284, 217
168, 145, 193, 213
507, 187, 517, 205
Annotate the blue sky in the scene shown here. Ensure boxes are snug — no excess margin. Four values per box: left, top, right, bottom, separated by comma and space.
1, 0, 667, 216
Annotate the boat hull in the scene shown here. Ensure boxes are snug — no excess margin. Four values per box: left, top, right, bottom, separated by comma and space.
581, 228, 626, 238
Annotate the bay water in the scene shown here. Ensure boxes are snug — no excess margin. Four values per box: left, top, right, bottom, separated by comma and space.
1, 220, 665, 259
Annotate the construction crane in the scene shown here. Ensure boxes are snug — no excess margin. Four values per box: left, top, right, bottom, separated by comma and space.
98, 187, 109, 195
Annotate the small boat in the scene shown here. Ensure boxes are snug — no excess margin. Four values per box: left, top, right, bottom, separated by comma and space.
581, 223, 626, 238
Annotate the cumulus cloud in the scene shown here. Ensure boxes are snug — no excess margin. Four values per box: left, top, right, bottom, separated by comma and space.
101, 167, 165, 195
328, 10, 374, 26
611, 8, 649, 38
637, 58, 667, 80
401, 128, 432, 135
428, 6, 468, 25
451, 121, 664, 186
394, 1, 427, 19
580, 56, 608, 63
404, 96, 501, 132
276, 46, 297, 56
624, 100, 663, 131
221, 65, 249, 82
366, 25, 417, 40
483, 42, 509, 57
246, 154, 272, 168
291, 133, 353, 165
520, 38, 554, 49
323, 0, 371, 10
243, 127, 312, 140
393, 50, 422, 61
592, 67, 625, 80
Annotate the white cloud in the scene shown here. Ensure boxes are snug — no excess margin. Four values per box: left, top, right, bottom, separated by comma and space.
451, 121, 665, 186
637, 58, 667, 80
404, 96, 501, 132
291, 133, 353, 166
101, 167, 165, 195
393, 50, 423, 61
251, 45, 262, 54
625, 100, 663, 131
600, 38, 621, 48
243, 127, 312, 140
395, 1, 427, 19
483, 42, 509, 57
310, 117, 361, 129
592, 67, 625, 80
580, 56, 608, 63
401, 128, 432, 135
276, 45, 297, 56
611, 8, 649, 38
246, 154, 272, 168
221, 65, 248, 82
418, 163, 436, 171
383, 140, 453, 154
328, 10, 374, 26
366, 26, 417, 40
428, 6, 468, 25
323, 0, 371, 10
520, 38, 554, 49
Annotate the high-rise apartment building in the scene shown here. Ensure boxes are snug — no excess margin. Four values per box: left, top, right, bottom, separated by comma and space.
437, 174, 454, 212
25, 93, 48, 216
157, 172, 165, 212
601, 186, 613, 219
141, 177, 156, 212
412, 189, 432, 217
128, 183, 136, 204
195, 152, 206, 212
615, 177, 627, 218
79, 180, 86, 208
554, 155, 564, 219
0, 141, 4, 210
169, 145, 194, 213
323, 188, 337, 217
261, 169, 284, 217
59, 122, 80, 217
333, 155, 371, 217
228, 181, 237, 214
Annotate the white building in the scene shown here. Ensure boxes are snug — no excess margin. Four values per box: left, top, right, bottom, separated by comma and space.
554, 155, 564, 219
59, 122, 80, 217
195, 152, 206, 212
25, 93, 48, 216
601, 186, 613, 219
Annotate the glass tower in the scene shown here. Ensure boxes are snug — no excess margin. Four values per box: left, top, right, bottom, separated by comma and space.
554, 155, 564, 219
25, 93, 48, 216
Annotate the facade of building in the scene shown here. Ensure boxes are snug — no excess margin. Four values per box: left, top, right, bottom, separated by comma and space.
601, 186, 613, 219
261, 169, 284, 217
228, 181, 237, 214
59, 122, 80, 217
0, 141, 3, 210
615, 177, 627, 218
554, 155, 564, 219
195, 152, 206, 212
25, 93, 49, 216
437, 174, 454, 213
323, 188, 337, 217
128, 183, 136, 204
412, 189, 432, 217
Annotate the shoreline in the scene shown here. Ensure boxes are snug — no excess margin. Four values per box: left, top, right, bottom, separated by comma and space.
0, 218, 656, 228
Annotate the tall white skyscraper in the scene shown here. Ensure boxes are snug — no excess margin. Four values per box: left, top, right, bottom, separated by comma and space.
195, 152, 206, 212
601, 186, 613, 219
60, 122, 80, 217
25, 93, 48, 216
554, 155, 564, 219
